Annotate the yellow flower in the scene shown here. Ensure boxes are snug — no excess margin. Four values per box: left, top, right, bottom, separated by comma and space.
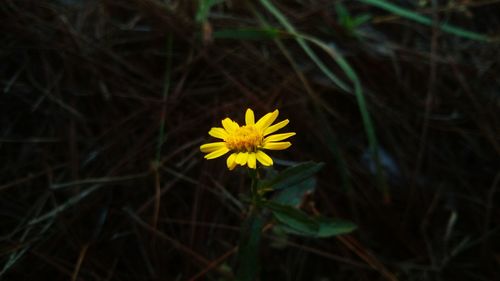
200, 108, 295, 170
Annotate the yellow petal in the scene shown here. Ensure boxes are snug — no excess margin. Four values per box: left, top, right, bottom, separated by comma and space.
247, 152, 256, 169
204, 147, 230, 159
262, 142, 291, 150
245, 108, 255, 125
221, 118, 239, 132
209, 127, 228, 139
236, 152, 249, 165
263, 119, 289, 136
263, 132, 295, 144
226, 153, 238, 170
255, 110, 279, 130
256, 150, 273, 166
200, 142, 226, 153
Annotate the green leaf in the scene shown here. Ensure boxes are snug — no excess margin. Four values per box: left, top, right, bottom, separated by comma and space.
263, 201, 319, 236
277, 217, 357, 238
213, 28, 283, 40
236, 214, 265, 281
316, 217, 357, 237
263, 201, 357, 238
273, 177, 316, 206
258, 162, 323, 191
276, 224, 316, 237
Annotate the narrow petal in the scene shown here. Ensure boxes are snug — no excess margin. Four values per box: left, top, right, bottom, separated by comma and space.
245, 108, 255, 125
263, 119, 289, 136
221, 118, 239, 132
209, 127, 228, 139
204, 147, 230, 159
200, 142, 226, 153
256, 150, 273, 166
235, 152, 249, 165
255, 110, 279, 130
262, 142, 291, 150
226, 153, 238, 170
263, 132, 295, 144
247, 152, 256, 169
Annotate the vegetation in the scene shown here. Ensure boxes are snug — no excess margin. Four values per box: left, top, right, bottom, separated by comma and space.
1, 1, 499, 280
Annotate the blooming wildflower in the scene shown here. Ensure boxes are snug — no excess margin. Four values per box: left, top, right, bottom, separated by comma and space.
200, 108, 295, 170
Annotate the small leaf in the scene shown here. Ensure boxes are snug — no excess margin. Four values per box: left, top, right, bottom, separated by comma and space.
273, 177, 316, 206
316, 217, 357, 238
263, 201, 319, 236
273, 216, 357, 238
276, 224, 316, 237
258, 162, 324, 191
263, 202, 357, 238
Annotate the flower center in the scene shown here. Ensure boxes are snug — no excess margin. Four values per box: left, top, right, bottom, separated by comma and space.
224, 125, 263, 152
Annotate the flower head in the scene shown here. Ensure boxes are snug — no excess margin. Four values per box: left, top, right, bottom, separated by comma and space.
200, 108, 295, 170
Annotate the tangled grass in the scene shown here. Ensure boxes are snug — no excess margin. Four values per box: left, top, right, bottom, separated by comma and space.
1, 1, 499, 280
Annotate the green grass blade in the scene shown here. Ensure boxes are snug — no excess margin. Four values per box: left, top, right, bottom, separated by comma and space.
259, 0, 351, 92
293, 34, 389, 201
359, 0, 489, 42
257, 0, 389, 200
257, 26, 352, 191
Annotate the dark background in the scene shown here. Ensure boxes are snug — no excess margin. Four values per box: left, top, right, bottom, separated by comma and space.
1, 1, 499, 280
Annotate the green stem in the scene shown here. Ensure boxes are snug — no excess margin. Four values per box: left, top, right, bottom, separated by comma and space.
236, 168, 263, 281
249, 169, 259, 206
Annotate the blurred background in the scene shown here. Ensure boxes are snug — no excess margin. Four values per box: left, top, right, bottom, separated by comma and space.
1, 0, 499, 280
